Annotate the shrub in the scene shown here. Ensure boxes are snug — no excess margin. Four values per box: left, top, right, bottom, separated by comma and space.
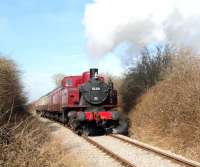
0, 56, 26, 123
129, 49, 200, 161
0, 56, 73, 167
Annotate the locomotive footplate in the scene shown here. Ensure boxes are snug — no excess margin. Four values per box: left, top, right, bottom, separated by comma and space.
74, 111, 119, 121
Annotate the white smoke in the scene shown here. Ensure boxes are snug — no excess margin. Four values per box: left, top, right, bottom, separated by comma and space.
83, 0, 200, 57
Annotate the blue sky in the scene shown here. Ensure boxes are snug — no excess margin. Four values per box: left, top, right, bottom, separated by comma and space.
0, 0, 123, 101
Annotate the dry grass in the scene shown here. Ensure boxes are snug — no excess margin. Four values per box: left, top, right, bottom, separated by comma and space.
0, 117, 76, 167
129, 49, 200, 161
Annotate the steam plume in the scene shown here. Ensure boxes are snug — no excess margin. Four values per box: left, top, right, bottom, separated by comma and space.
83, 0, 200, 57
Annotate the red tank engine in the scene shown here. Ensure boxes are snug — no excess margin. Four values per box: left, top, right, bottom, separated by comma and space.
35, 69, 128, 135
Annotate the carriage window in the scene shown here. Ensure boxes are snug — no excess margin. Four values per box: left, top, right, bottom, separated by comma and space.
66, 80, 71, 86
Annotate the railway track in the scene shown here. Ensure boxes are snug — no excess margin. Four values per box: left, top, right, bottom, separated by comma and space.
53, 122, 135, 166
79, 133, 200, 167
41, 117, 200, 167
49, 120, 136, 167
110, 134, 200, 167
82, 135, 137, 167
86, 134, 200, 167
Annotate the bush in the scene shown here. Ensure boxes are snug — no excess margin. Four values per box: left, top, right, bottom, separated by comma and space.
121, 45, 173, 112
0, 56, 74, 166
0, 56, 26, 123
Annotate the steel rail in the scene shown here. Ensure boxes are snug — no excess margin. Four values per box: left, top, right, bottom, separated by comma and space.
82, 135, 137, 167
110, 134, 200, 167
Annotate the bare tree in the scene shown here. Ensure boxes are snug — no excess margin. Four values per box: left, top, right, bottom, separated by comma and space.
121, 45, 173, 112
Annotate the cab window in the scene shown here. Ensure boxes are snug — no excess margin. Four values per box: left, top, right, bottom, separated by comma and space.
66, 79, 71, 86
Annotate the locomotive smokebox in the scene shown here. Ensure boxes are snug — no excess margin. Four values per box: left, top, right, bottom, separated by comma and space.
90, 68, 98, 79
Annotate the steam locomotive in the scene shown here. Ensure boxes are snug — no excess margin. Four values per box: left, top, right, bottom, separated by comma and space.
35, 69, 128, 136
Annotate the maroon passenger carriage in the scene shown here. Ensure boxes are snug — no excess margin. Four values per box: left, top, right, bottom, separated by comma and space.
35, 69, 128, 135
